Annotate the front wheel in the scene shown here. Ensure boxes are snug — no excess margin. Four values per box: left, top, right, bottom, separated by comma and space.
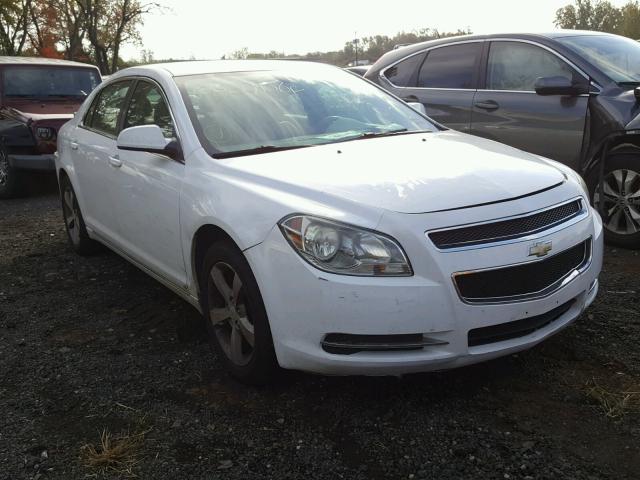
0, 145, 22, 199
201, 241, 278, 385
588, 153, 640, 249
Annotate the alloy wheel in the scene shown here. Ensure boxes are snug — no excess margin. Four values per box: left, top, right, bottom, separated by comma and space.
594, 168, 640, 235
207, 262, 255, 366
0, 149, 8, 186
62, 186, 81, 245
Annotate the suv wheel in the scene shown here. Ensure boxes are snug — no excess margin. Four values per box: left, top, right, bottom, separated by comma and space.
0, 145, 21, 199
201, 241, 278, 385
589, 153, 640, 249
60, 175, 101, 255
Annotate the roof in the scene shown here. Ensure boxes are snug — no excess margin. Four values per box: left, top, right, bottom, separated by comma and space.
0, 56, 99, 69
116, 59, 336, 78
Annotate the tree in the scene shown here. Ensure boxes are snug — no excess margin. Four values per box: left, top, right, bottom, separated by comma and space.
78, 0, 159, 74
619, 1, 640, 39
555, 0, 622, 32
0, 0, 32, 55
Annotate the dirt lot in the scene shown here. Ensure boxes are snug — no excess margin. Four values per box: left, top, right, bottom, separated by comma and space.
1, 181, 639, 480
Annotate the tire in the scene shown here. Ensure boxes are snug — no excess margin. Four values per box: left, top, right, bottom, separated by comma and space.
59, 174, 102, 255
588, 153, 640, 249
0, 145, 22, 199
200, 241, 278, 385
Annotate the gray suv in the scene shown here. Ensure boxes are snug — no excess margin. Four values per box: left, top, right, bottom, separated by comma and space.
366, 31, 640, 248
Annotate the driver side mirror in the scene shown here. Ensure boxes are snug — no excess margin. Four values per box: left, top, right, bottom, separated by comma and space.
534, 76, 588, 96
407, 102, 427, 115
117, 125, 182, 161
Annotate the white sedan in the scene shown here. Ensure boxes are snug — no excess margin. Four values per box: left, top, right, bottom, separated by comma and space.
56, 60, 603, 384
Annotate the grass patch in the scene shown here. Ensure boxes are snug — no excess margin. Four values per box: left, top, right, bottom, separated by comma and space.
585, 378, 640, 418
80, 427, 150, 477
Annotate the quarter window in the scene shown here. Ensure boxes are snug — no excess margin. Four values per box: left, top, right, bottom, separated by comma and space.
487, 42, 579, 91
383, 53, 425, 87
85, 81, 132, 136
417, 43, 481, 89
123, 81, 175, 138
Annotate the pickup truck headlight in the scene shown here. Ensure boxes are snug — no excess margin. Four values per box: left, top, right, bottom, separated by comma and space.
279, 215, 412, 276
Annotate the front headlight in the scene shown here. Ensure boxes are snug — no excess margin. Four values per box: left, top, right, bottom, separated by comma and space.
279, 215, 412, 276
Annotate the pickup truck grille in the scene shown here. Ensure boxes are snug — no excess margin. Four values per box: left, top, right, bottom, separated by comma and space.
453, 239, 590, 303
429, 199, 583, 249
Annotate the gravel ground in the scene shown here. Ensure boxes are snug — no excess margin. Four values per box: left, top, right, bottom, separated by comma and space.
1, 180, 639, 480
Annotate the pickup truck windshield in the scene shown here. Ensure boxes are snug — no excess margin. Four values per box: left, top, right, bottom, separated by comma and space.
3, 66, 101, 98
176, 66, 436, 157
557, 34, 640, 84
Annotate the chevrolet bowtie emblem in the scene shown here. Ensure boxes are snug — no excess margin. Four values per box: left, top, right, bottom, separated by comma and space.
529, 241, 553, 258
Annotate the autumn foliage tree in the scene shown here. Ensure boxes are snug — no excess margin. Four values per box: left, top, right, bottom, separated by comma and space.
0, 0, 158, 73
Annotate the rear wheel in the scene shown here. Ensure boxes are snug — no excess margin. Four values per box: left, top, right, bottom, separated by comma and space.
589, 153, 640, 249
0, 145, 21, 199
201, 241, 278, 385
60, 175, 101, 255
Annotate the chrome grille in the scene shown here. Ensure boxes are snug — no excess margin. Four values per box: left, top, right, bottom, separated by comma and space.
429, 199, 582, 249
453, 239, 591, 304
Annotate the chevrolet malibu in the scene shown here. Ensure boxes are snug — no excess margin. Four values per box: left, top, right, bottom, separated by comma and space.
55, 61, 603, 384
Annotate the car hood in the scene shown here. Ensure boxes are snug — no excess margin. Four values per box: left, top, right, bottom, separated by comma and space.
1, 98, 81, 118
223, 131, 566, 214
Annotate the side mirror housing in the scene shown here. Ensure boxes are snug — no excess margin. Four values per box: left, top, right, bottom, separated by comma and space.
117, 125, 182, 161
407, 102, 427, 115
534, 76, 588, 96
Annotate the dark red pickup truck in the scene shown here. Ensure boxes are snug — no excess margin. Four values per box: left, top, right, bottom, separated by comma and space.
0, 57, 101, 198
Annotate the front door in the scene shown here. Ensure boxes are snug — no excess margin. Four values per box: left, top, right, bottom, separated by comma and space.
110, 79, 187, 287
470, 40, 589, 169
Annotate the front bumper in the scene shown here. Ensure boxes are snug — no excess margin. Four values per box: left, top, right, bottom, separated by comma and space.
8, 154, 56, 171
245, 201, 603, 376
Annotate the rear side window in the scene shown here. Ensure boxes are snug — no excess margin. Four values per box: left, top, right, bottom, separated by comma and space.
383, 53, 425, 87
487, 42, 578, 91
417, 43, 481, 89
123, 81, 175, 138
84, 81, 132, 136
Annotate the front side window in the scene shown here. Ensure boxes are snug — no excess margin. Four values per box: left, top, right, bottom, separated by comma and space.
176, 66, 436, 157
383, 53, 425, 87
487, 42, 578, 91
2, 66, 100, 99
123, 81, 175, 138
417, 43, 481, 89
85, 81, 132, 136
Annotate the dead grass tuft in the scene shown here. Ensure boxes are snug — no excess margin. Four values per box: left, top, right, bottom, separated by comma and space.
585, 378, 640, 418
80, 427, 150, 477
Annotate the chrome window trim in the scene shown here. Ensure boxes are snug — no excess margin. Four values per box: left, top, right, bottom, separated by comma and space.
379, 39, 485, 90
451, 237, 593, 305
426, 196, 588, 252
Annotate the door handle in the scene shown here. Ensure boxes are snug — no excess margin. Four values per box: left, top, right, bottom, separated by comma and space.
402, 95, 420, 103
474, 100, 499, 111
108, 155, 122, 168
70, 140, 79, 150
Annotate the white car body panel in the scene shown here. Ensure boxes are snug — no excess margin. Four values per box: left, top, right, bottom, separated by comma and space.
55, 61, 604, 376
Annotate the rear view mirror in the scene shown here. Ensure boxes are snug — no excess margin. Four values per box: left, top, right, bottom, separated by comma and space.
534, 76, 588, 96
117, 125, 182, 161
407, 102, 427, 115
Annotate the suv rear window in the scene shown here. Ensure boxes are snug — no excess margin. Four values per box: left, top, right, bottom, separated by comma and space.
417, 43, 481, 89
3, 66, 100, 99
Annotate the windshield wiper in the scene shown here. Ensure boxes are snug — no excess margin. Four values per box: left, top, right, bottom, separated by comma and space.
213, 144, 311, 159
346, 128, 434, 142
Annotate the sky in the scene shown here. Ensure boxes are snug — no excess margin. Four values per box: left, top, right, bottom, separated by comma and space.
120, 0, 630, 61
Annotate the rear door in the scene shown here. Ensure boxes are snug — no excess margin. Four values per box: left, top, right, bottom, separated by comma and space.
470, 40, 589, 168
380, 42, 483, 132
72, 80, 133, 242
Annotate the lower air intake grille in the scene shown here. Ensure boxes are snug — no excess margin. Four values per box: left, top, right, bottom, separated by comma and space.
468, 299, 575, 347
429, 199, 582, 249
454, 239, 590, 303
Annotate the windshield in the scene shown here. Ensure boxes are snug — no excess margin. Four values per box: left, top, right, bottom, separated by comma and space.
2, 66, 101, 98
176, 66, 436, 157
557, 34, 640, 83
